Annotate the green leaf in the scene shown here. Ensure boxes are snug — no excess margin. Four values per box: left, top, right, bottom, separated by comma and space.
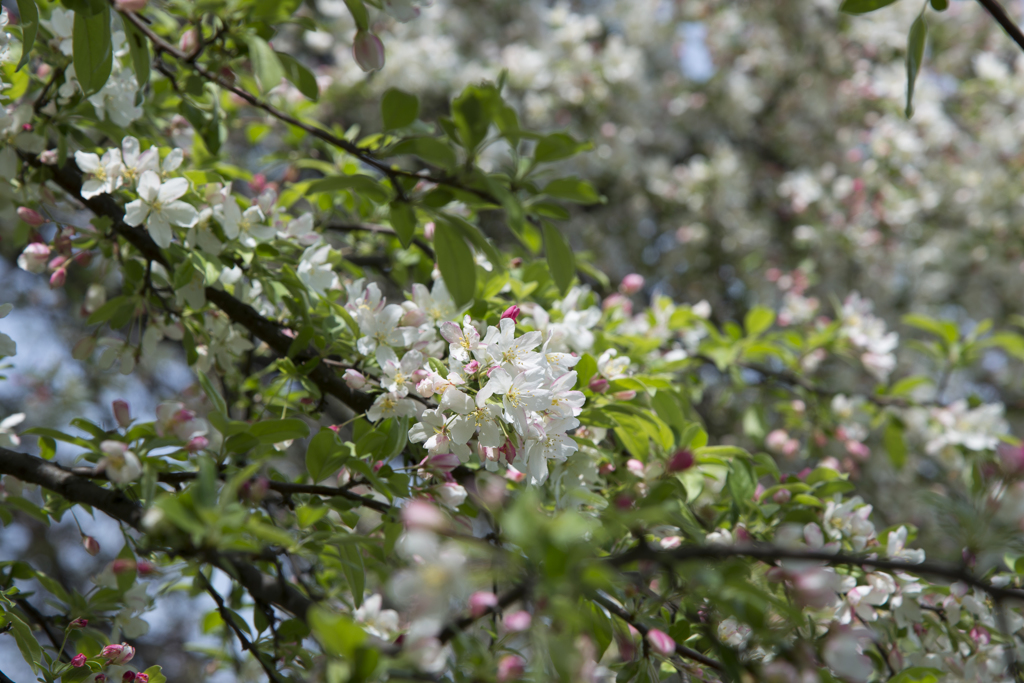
123, 16, 150, 88
434, 220, 476, 307
744, 306, 775, 336
343, 0, 369, 30
15, 0, 39, 71
903, 313, 957, 344
727, 459, 756, 510
386, 137, 457, 169
306, 428, 348, 482
905, 13, 927, 118
309, 606, 367, 659
839, 0, 899, 14
198, 370, 228, 416
249, 418, 310, 444
534, 132, 592, 164
543, 223, 575, 295
542, 177, 602, 204
278, 52, 319, 101
381, 88, 420, 130
389, 200, 417, 248
247, 36, 284, 93
339, 544, 366, 608
72, 3, 113, 97
889, 667, 944, 683
884, 419, 908, 470
451, 84, 498, 153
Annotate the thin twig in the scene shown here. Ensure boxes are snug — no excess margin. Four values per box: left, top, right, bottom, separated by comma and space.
976, 0, 1024, 54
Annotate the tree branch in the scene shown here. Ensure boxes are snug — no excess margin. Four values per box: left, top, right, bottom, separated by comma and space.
976, 0, 1024, 55
0, 448, 314, 621
327, 223, 436, 261
611, 542, 1024, 602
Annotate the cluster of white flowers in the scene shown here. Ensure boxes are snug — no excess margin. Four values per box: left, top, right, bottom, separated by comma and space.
344, 280, 587, 485
839, 292, 899, 381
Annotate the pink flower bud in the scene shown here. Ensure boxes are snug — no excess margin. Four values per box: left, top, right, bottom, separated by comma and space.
71, 653, 87, 667
626, 459, 645, 476
135, 675, 149, 683
50, 268, 67, 289
469, 591, 499, 618
588, 378, 608, 393
997, 442, 1024, 474
497, 655, 525, 682
17, 207, 45, 227
179, 28, 198, 54
428, 453, 460, 472
186, 436, 209, 452
667, 449, 694, 472
646, 628, 675, 656
343, 369, 367, 390
844, 440, 870, 461
353, 30, 385, 72
122, 673, 136, 682
970, 625, 990, 645
463, 360, 480, 374
95, 676, 107, 682
598, 462, 616, 475
17, 243, 50, 274
772, 488, 792, 504
100, 643, 135, 664
620, 273, 645, 295
613, 390, 637, 401
136, 561, 156, 576
114, 0, 148, 10
113, 400, 131, 428
503, 610, 531, 632
423, 222, 435, 240
765, 429, 790, 454
70, 617, 88, 629
401, 499, 449, 532
40, 149, 58, 165
505, 466, 525, 483
111, 559, 136, 575
500, 305, 521, 323
75, 251, 94, 267
602, 293, 633, 315
83, 536, 101, 556
240, 477, 269, 504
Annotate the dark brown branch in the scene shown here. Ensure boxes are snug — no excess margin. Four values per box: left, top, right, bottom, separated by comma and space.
589, 592, 725, 674
67, 465, 392, 514
977, 0, 1024, 54
611, 542, 1024, 602
0, 448, 314, 621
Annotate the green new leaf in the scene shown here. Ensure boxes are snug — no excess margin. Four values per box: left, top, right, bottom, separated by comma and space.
889, 667, 944, 683
249, 418, 310, 444
389, 201, 417, 248
434, 220, 476, 307
838, 0, 899, 14
307, 175, 390, 203
278, 52, 319, 101
905, 13, 927, 118
306, 428, 349, 482
381, 88, 420, 130
884, 419, 908, 470
386, 137, 457, 169
744, 306, 775, 336
534, 132, 592, 164
123, 17, 150, 88
542, 177, 602, 204
451, 84, 498, 153
16, 0, 39, 71
543, 223, 575, 295
72, 3, 112, 97
247, 36, 284, 93
309, 605, 367, 659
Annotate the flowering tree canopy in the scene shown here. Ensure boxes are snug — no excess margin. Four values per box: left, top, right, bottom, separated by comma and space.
5, 0, 1024, 682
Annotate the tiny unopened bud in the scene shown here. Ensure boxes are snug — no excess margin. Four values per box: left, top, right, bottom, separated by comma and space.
772, 488, 792, 504
75, 251, 94, 267
49, 268, 67, 289
469, 591, 499, 618
612, 389, 637, 401
179, 28, 198, 54
620, 273, 644, 295
500, 305, 521, 323
503, 610, 531, 632
17, 207, 45, 227
588, 378, 608, 393
135, 675, 149, 683
122, 672, 136, 682
496, 655, 526, 682
111, 559, 136, 575
69, 617, 89, 629
428, 452, 460, 472
40, 149, 58, 165
185, 435, 209, 452
667, 449, 694, 473
401, 499, 449, 532
100, 643, 135, 664
463, 360, 480, 374
136, 561, 156, 576
112, 400, 131, 428
646, 628, 675, 656
353, 30, 385, 72
423, 222, 435, 240
599, 462, 616, 475
71, 653, 87, 667
17, 243, 50, 274
343, 369, 367, 390
509, 257, 523, 268
83, 536, 101, 556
